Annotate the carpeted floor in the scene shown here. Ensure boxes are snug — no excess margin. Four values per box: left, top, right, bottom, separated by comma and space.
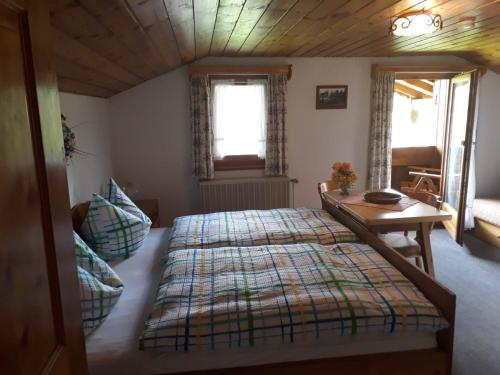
430, 229, 500, 375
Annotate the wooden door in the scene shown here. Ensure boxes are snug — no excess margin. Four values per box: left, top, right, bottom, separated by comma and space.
441, 71, 479, 245
0, 1, 87, 374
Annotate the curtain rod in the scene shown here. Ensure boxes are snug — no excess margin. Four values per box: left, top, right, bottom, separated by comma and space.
371, 64, 486, 78
188, 65, 293, 80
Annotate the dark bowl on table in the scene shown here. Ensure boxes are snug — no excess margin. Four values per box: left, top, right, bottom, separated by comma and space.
363, 191, 402, 204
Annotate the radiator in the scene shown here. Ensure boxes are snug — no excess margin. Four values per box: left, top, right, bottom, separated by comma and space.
200, 177, 290, 213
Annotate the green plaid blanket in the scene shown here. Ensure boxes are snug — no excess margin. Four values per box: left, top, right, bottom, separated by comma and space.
168, 208, 358, 251
140, 242, 447, 351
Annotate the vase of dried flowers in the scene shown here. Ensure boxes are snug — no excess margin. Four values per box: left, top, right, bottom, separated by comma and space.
331, 162, 358, 195
61, 114, 92, 163
62, 114, 76, 161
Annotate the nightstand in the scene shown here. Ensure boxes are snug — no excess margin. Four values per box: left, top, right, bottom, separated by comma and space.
134, 199, 160, 228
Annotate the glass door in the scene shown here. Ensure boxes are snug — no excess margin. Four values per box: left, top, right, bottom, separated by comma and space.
441, 71, 479, 244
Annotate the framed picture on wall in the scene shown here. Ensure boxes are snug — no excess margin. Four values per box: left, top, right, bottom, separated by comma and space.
316, 85, 348, 109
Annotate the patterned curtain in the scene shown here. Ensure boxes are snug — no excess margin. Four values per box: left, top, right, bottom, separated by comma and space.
265, 72, 288, 176
367, 71, 395, 190
189, 75, 214, 180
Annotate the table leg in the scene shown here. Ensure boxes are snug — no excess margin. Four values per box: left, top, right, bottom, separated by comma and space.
416, 222, 435, 278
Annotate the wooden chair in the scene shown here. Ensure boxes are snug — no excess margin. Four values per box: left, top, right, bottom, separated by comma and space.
317, 180, 339, 195
401, 166, 442, 195
380, 191, 440, 268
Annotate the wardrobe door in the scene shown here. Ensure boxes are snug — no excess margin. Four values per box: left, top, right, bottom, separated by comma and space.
0, 1, 87, 374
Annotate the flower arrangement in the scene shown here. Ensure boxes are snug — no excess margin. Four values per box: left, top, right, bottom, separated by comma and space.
62, 114, 77, 161
331, 162, 358, 195
62, 114, 92, 162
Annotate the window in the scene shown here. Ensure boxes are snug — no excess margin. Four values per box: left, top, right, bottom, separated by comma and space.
391, 92, 439, 148
391, 79, 448, 149
212, 77, 267, 170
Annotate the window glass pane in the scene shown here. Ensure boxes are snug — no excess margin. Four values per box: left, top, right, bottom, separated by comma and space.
391, 92, 440, 148
213, 82, 266, 159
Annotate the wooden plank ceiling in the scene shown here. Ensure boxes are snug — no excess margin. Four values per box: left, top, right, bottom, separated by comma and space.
49, 0, 500, 98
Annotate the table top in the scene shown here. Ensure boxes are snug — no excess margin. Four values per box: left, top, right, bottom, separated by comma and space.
323, 189, 452, 226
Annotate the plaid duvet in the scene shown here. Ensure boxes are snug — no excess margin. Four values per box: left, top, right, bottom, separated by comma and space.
140, 242, 447, 351
168, 208, 358, 251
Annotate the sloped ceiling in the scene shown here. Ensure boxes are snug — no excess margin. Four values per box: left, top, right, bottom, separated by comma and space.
49, 0, 500, 98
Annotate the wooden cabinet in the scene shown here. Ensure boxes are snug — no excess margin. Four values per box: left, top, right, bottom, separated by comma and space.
135, 199, 161, 228
0, 1, 87, 374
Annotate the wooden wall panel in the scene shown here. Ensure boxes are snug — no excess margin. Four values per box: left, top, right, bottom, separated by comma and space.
126, 0, 183, 68
163, 0, 195, 62
210, 0, 245, 55
193, 0, 218, 58
54, 57, 132, 93
250, 1, 321, 55
57, 77, 117, 98
80, 0, 170, 75
238, 0, 296, 55
224, 0, 273, 54
53, 29, 142, 85
49, 0, 500, 97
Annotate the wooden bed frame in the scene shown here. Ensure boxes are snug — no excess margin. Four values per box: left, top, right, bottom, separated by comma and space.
74, 191, 455, 375
168, 186, 456, 375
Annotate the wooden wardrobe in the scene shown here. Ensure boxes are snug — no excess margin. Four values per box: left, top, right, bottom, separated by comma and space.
0, 0, 87, 374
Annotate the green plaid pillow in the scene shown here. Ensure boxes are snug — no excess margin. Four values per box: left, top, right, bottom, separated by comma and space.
80, 194, 151, 261
104, 178, 152, 225
73, 232, 123, 336
77, 266, 123, 336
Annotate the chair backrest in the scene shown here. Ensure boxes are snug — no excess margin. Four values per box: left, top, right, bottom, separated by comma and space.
317, 180, 338, 195
406, 190, 440, 209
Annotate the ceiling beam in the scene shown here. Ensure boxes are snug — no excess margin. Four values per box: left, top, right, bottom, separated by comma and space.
394, 82, 425, 100
397, 79, 434, 97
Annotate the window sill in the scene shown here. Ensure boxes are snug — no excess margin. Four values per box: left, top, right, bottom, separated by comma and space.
214, 155, 265, 171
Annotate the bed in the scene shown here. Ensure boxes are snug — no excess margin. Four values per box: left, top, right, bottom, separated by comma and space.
473, 198, 500, 248
79, 201, 455, 375
168, 207, 358, 251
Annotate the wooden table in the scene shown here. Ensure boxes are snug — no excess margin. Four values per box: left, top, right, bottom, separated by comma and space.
323, 189, 451, 278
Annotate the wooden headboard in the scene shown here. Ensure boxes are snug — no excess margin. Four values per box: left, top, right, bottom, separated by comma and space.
71, 201, 90, 233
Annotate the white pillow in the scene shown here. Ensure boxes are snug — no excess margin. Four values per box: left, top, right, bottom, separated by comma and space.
105, 178, 152, 225
80, 194, 151, 260
73, 232, 123, 335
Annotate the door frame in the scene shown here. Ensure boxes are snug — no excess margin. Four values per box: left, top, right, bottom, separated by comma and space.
372, 64, 483, 245
440, 71, 480, 244
0, 0, 87, 374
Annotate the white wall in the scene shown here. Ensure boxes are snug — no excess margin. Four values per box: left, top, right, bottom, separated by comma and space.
60, 93, 113, 206
109, 56, 500, 225
109, 68, 199, 226
475, 71, 500, 198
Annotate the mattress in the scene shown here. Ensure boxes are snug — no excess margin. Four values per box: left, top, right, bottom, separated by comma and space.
474, 198, 500, 227
85, 229, 441, 375
168, 207, 358, 251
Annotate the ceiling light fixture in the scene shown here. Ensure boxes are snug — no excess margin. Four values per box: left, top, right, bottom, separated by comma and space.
390, 10, 443, 37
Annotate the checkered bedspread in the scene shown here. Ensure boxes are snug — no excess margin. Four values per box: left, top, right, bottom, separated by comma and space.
140, 242, 447, 351
168, 208, 358, 251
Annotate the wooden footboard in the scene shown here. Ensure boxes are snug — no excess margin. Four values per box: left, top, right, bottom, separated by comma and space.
175, 349, 447, 375
323, 199, 456, 375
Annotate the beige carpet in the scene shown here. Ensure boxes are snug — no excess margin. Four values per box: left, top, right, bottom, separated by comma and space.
431, 229, 500, 375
